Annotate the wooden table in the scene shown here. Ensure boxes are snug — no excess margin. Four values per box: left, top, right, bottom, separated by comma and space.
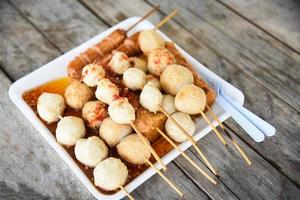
0, 0, 299, 199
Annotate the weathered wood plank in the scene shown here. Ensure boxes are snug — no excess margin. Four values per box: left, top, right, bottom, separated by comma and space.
9, 0, 108, 52
0, 0, 60, 80
147, 0, 300, 112
79, 0, 300, 198
0, 1, 210, 199
218, 0, 300, 53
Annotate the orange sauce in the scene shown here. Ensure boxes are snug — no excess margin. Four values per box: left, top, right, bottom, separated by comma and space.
22, 77, 174, 195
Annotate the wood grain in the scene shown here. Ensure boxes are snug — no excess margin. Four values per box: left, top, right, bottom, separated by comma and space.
147, 0, 300, 112
219, 0, 300, 53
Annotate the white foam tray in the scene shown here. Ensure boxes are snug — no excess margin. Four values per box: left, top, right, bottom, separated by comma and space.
9, 17, 244, 200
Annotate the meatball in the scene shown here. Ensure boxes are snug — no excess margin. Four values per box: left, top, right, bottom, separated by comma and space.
175, 84, 206, 114
37, 92, 65, 123
134, 107, 167, 142
117, 134, 151, 165
82, 101, 108, 128
95, 78, 119, 105
108, 97, 135, 124
94, 157, 128, 191
99, 117, 132, 147
56, 116, 85, 146
109, 51, 131, 74
147, 48, 176, 76
81, 63, 105, 87
165, 112, 196, 142
162, 95, 176, 114
129, 57, 148, 73
75, 136, 108, 167
145, 74, 160, 89
160, 64, 194, 95
140, 85, 163, 113
123, 68, 146, 91
138, 30, 165, 55
64, 80, 93, 110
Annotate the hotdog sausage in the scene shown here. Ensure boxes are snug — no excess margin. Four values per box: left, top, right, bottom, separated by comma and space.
98, 32, 141, 67
68, 29, 127, 80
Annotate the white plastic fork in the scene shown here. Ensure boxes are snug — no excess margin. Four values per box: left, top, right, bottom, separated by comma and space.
205, 79, 275, 142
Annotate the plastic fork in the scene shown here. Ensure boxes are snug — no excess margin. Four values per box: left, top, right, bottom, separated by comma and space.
205, 78, 275, 142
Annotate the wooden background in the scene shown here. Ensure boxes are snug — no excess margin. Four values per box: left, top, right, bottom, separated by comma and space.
0, 0, 299, 199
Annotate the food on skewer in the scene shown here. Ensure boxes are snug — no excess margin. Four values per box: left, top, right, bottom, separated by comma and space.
147, 48, 176, 76
145, 74, 160, 89
56, 116, 85, 146
99, 117, 132, 147
37, 93, 65, 123
117, 134, 151, 165
138, 29, 165, 55
95, 78, 119, 104
74, 136, 108, 167
123, 68, 146, 90
108, 97, 136, 124
175, 84, 206, 115
161, 95, 176, 115
68, 5, 160, 80
134, 107, 167, 142
140, 85, 163, 113
82, 101, 108, 128
109, 51, 131, 74
160, 64, 194, 95
129, 56, 148, 73
165, 112, 196, 143
81, 63, 106, 87
64, 80, 93, 110
93, 157, 128, 191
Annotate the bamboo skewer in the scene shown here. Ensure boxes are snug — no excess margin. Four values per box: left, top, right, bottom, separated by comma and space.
199, 110, 227, 146
206, 105, 252, 165
145, 159, 184, 197
130, 122, 167, 171
158, 106, 218, 176
155, 9, 178, 29
119, 186, 135, 200
126, 5, 160, 32
156, 128, 218, 185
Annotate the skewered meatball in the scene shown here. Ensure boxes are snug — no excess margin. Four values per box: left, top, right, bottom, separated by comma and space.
95, 78, 119, 105
56, 116, 85, 146
64, 81, 93, 110
140, 85, 163, 113
37, 93, 65, 123
129, 57, 148, 73
175, 84, 206, 114
75, 136, 108, 167
147, 48, 176, 76
82, 101, 108, 128
165, 112, 196, 142
117, 134, 151, 165
160, 64, 194, 95
94, 157, 128, 191
123, 68, 146, 91
134, 107, 167, 142
145, 74, 160, 89
139, 30, 165, 55
99, 117, 132, 147
81, 63, 105, 87
108, 97, 135, 124
162, 95, 176, 114
109, 51, 131, 74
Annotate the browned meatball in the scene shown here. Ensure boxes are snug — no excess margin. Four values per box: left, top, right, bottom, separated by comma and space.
134, 107, 167, 142
64, 80, 93, 109
82, 101, 108, 128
